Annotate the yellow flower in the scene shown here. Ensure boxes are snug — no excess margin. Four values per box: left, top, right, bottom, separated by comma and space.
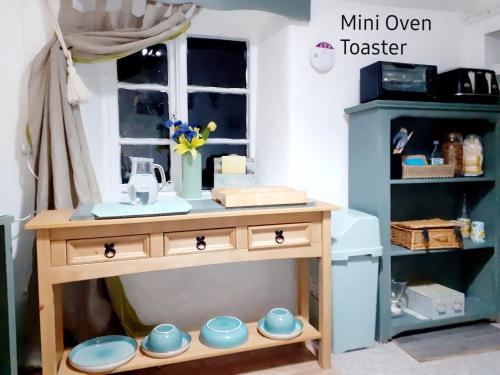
191, 136, 206, 149
174, 134, 206, 159
207, 121, 217, 132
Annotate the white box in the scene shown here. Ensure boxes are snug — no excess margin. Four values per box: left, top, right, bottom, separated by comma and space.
405, 284, 465, 320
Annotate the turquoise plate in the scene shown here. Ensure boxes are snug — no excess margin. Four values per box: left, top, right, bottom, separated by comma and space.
200, 316, 249, 349
257, 318, 304, 340
69, 335, 137, 373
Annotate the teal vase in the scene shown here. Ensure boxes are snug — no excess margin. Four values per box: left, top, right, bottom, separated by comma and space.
181, 152, 202, 199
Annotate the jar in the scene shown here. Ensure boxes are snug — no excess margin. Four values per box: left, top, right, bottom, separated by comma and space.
463, 135, 483, 176
442, 133, 463, 176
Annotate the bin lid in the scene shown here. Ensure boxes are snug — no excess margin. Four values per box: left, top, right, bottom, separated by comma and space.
331, 208, 382, 261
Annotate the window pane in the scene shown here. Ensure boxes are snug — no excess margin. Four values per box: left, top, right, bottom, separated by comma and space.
117, 44, 168, 85
188, 93, 246, 139
200, 144, 247, 189
119, 89, 169, 138
188, 38, 247, 88
121, 145, 171, 184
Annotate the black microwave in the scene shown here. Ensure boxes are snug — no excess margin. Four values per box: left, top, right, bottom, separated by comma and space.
360, 61, 437, 103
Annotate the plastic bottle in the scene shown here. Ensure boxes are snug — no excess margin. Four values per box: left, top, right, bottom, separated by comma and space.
430, 140, 444, 165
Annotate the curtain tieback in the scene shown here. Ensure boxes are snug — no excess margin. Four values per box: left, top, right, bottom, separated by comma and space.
43, 0, 90, 105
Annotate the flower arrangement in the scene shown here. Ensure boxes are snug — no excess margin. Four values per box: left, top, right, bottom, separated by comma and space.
165, 119, 217, 159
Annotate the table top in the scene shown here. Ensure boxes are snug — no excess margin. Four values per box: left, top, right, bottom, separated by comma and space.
25, 200, 338, 230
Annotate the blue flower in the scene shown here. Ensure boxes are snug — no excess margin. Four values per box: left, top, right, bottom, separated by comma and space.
172, 130, 182, 142
174, 120, 182, 126
164, 120, 174, 128
184, 130, 197, 142
179, 123, 190, 132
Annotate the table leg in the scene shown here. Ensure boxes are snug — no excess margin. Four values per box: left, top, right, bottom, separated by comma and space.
37, 230, 64, 374
296, 258, 310, 321
318, 212, 332, 369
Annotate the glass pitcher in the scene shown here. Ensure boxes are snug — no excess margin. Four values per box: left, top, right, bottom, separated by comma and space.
127, 157, 166, 205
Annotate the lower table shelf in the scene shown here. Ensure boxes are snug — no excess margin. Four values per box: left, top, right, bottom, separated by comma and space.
58, 316, 320, 374
391, 296, 496, 337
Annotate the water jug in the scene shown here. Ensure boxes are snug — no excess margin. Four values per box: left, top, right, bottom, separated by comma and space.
127, 157, 166, 205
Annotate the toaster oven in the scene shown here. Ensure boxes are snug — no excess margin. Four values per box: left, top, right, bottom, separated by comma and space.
360, 61, 437, 103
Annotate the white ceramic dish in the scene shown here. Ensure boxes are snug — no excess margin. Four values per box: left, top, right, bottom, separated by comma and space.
141, 331, 191, 359
257, 318, 304, 340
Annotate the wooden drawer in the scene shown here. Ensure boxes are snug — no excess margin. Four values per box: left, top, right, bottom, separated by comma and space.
248, 223, 312, 250
165, 228, 237, 255
67, 235, 150, 265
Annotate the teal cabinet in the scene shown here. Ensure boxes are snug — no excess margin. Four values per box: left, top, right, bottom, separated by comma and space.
345, 100, 500, 342
0, 216, 17, 374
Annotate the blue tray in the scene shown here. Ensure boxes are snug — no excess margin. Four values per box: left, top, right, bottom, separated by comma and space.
91, 197, 192, 219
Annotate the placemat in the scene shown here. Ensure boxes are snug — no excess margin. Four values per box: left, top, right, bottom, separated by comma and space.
71, 199, 315, 221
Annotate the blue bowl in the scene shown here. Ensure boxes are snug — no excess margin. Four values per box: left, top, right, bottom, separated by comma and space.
264, 308, 295, 334
200, 316, 249, 349
147, 324, 182, 353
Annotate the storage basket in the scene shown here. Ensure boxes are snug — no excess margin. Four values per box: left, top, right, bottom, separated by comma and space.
402, 155, 455, 179
402, 165, 455, 179
391, 219, 463, 250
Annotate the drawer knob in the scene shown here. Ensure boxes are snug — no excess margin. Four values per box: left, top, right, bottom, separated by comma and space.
196, 236, 206, 251
104, 243, 116, 258
275, 230, 285, 244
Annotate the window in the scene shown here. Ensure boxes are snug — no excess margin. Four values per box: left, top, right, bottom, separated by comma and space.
116, 36, 249, 191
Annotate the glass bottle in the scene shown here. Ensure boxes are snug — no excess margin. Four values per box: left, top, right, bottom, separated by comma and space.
442, 133, 463, 177
463, 135, 484, 176
430, 140, 444, 165
457, 193, 471, 239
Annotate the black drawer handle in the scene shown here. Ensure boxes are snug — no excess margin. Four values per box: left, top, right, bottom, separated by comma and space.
196, 236, 206, 251
104, 243, 116, 258
275, 230, 285, 244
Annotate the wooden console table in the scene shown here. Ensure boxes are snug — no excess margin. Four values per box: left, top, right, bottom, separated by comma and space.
26, 201, 336, 374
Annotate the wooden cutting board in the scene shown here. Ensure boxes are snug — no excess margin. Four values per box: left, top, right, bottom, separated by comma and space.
212, 186, 308, 208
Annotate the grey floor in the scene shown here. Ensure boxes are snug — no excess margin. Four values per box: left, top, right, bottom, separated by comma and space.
333, 323, 500, 375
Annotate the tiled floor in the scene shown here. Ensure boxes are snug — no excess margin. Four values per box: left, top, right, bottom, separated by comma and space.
332, 341, 500, 375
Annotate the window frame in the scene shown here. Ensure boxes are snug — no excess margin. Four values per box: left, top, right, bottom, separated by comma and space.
112, 34, 252, 196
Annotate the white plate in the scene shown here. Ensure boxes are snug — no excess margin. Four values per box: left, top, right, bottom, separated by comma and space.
257, 318, 304, 340
141, 331, 191, 359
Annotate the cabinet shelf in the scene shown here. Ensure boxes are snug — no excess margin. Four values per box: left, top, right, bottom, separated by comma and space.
391, 296, 496, 337
390, 176, 495, 185
57, 316, 320, 374
390, 239, 495, 257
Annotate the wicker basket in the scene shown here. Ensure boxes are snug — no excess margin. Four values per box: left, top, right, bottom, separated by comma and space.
402, 155, 455, 179
391, 219, 463, 250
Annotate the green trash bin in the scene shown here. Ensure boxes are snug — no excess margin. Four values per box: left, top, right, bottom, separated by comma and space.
310, 209, 382, 354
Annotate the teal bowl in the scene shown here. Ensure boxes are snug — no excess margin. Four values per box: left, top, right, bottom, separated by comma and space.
264, 308, 295, 334
200, 316, 249, 349
148, 324, 182, 353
